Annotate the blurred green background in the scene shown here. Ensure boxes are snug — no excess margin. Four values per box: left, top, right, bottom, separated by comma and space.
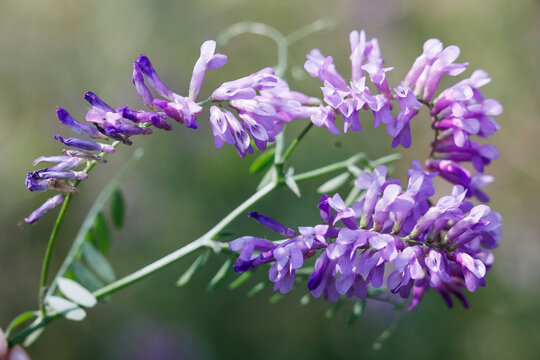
1, 0, 539, 359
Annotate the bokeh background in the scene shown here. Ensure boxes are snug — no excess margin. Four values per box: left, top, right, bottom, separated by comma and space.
1, 0, 539, 359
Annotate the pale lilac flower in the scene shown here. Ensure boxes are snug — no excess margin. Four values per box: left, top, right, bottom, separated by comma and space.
189, 40, 227, 100
327, 193, 358, 229
410, 185, 467, 239
310, 106, 340, 134
354, 165, 390, 228
208, 106, 253, 157
212, 68, 278, 100
269, 241, 304, 293
454, 252, 486, 292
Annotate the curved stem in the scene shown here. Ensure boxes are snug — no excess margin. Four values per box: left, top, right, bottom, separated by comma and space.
44, 147, 142, 301
38, 141, 121, 310
38, 195, 73, 305
282, 122, 314, 162
93, 180, 278, 299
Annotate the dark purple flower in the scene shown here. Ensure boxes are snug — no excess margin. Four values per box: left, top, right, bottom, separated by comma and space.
56, 107, 106, 139
54, 134, 114, 153
228, 236, 276, 272
248, 211, 296, 238
24, 194, 65, 224
425, 159, 471, 188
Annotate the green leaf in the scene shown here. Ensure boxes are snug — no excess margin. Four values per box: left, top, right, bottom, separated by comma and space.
228, 271, 255, 290
206, 258, 232, 292
23, 318, 45, 347
5, 311, 37, 338
348, 299, 366, 325
317, 172, 350, 194
249, 149, 275, 174
93, 212, 111, 253
81, 242, 116, 283
176, 250, 210, 287
45, 148, 143, 299
325, 298, 344, 319
70, 261, 104, 292
299, 294, 311, 306
247, 281, 268, 297
45, 296, 86, 321
57, 278, 97, 308
269, 292, 285, 304
285, 167, 301, 197
347, 164, 363, 177
369, 153, 401, 168
110, 188, 125, 228
211, 230, 235, 240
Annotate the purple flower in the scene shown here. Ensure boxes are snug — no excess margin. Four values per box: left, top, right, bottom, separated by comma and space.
454, 252, 486, 292
54, 134, 115, 153
425, 159, 471, 188
248, 211, 296, 238
212, 68, 278, 101
410, 185, 467, 239
386, 82, 422, 148
134, 55, 203, 129
310, 106, 340, 134
208, 106, 253, 157
406, 40, 468, 102
432, 139, 499, 173
56, 108, 106, 139
304, 31, 392, 135
228, 236, 276, 272
24, 194, 65, 224
354, 165, 391, 228
85, 92, 153, 136
308, 249, 340, 301
189, 40, 227, 101
327, 193, 358, 229
269, 240, 304, 293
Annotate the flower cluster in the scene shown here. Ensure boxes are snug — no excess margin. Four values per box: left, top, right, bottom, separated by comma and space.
229, 163, 501, 309
24, 39, 320, 223
304, 30, 422, 148
305, 32, 502, 201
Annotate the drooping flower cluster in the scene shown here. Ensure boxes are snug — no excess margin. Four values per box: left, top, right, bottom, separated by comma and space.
25, 40, 317, 223
305, 32, 502, 202
229, 163, 501, 310
304, 30, 422, 148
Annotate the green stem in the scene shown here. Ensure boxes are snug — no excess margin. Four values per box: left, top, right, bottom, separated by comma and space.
293, 153, 366, 182
38, 195, 72, 305
282, 122, 314, 162
37, 141, 121, 310
44, 146, 140, 300
7, 315, 59, 348
93, 180, 278, 299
